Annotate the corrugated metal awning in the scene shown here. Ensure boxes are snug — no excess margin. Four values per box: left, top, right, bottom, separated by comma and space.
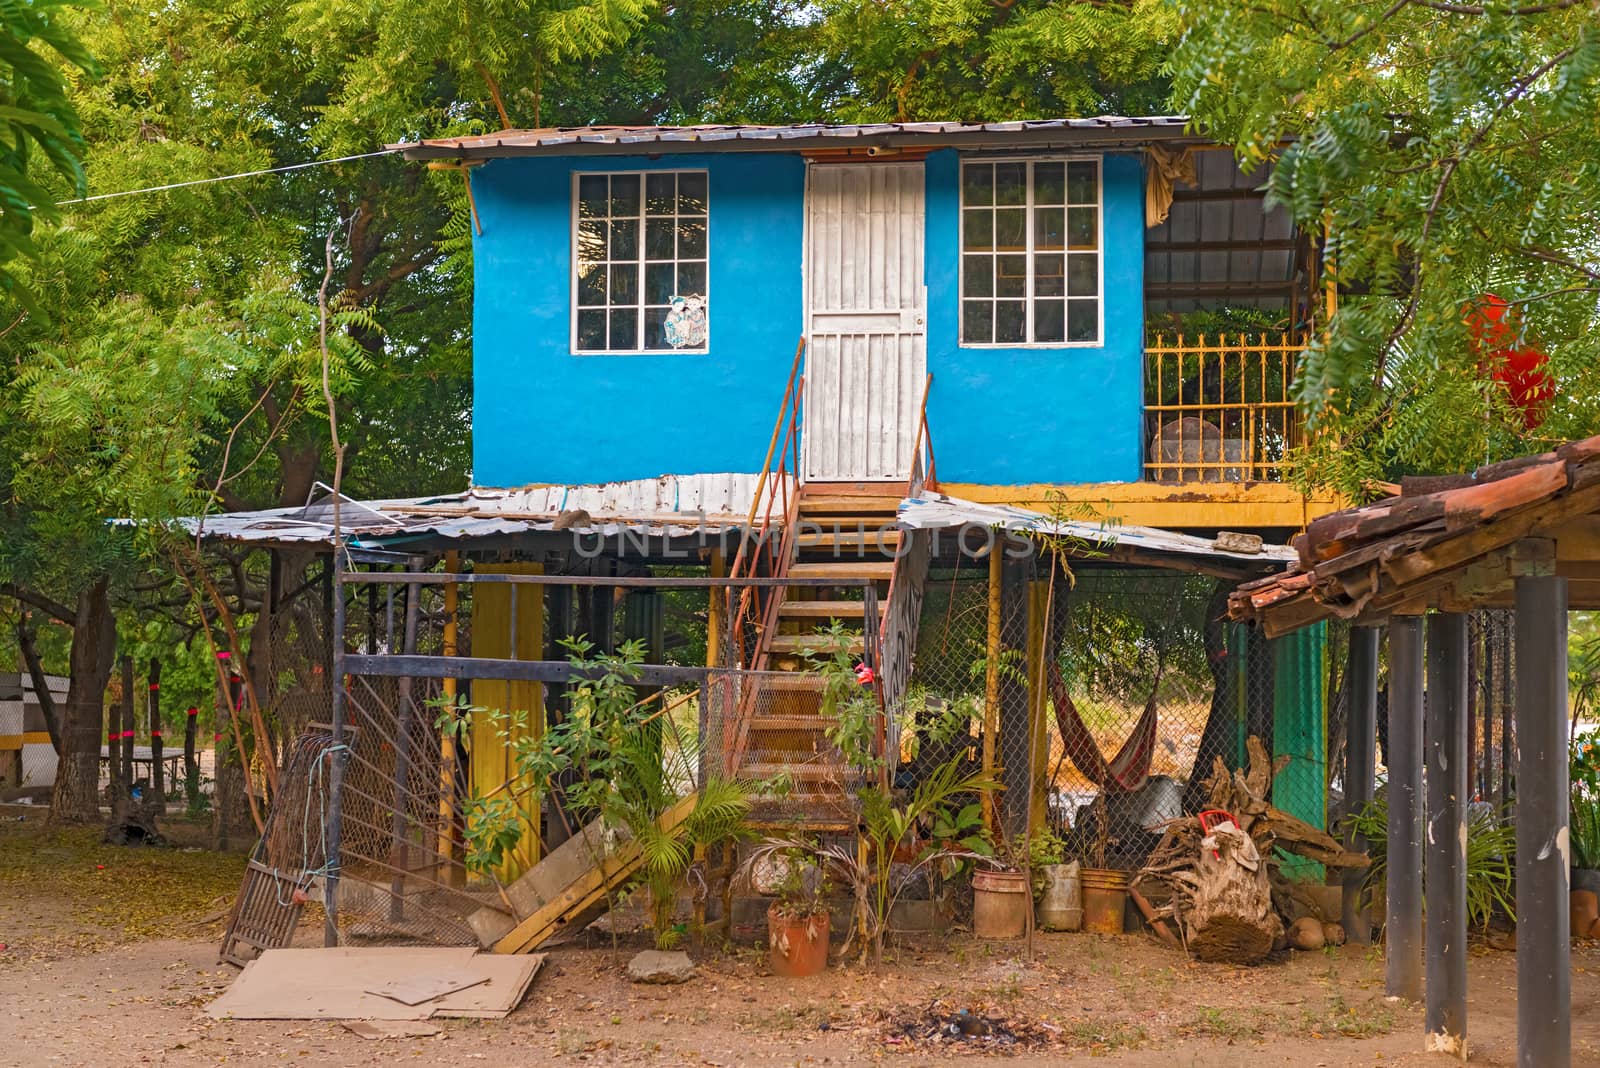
897, 494, 1297, 571
164, 473, 787, 551
393, 118, 1195, 160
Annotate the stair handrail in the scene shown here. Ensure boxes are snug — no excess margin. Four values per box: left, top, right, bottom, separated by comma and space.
726, 339, 806, 672
908, 372, 937, 495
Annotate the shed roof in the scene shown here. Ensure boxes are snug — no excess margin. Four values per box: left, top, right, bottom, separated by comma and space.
898, 494, 1296, 578
1228, 435, 1600, 635
393, 118, 1194, 160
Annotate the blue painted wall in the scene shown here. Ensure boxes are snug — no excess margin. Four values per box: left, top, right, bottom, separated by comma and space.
469, 149, 1145, 488
924, 149, 1145, 485
471, 152, 806, 487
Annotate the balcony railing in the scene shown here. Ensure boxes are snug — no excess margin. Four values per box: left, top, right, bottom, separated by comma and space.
1143, 333, 1304, 484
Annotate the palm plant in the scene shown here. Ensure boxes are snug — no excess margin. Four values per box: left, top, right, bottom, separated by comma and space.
1343, 797, 1516, 932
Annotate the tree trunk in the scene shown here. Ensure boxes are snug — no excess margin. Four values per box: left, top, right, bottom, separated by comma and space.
48, 577, 117, 824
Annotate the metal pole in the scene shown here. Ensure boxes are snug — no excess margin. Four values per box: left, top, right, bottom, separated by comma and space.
325, 553, 348, 946
1343, 625, 1379, 945
1515, 573, 1569, 1068
1426, 613, 1468, 1059
1386, 615, 1424, 1001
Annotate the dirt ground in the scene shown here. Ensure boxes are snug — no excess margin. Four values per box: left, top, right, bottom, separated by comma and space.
3, 814, 1600, 1067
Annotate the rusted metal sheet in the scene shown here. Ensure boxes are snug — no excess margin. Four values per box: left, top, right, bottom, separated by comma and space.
392, 118, 1193, 160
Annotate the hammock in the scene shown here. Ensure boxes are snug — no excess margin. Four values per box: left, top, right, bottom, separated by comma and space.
1048, 658, 1160, 795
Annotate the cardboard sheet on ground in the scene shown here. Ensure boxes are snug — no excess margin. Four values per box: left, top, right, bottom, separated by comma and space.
207, 947, 544, 1020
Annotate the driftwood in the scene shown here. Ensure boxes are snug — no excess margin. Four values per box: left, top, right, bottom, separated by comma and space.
1133, 736, 1369, 964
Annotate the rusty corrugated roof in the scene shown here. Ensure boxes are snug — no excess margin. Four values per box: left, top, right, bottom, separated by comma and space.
392, 118, 1194, 160
1228, 434, 1600, 634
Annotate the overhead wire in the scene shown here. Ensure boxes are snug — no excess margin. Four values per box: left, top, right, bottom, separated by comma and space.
54, 148, 399, 206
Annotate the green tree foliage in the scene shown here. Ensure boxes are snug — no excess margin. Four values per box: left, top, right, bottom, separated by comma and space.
1172, 0, 1600, 495
0, 0, 96, 307
811, 0, 1175, 121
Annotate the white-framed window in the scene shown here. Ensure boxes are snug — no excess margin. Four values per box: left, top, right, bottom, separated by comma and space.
573, 170, 709, 353
960, 157, 1102, 347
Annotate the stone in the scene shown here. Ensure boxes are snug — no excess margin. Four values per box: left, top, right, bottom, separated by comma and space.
1288, 915, 1325, 950
1213, 531, 1263, 555
627, 949, 696, 984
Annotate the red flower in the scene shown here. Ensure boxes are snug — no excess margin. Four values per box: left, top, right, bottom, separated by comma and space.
854, 663, 875, 685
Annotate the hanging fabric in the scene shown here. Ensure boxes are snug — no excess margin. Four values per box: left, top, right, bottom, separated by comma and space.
1048, 658, 1160, 794
1145, 145, 1197, 228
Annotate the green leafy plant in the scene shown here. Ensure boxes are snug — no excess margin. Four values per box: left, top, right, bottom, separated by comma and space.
462, 638, 756, 950
1570, 729, 1600, 871
752, 752, 1000, 968
1343, 797, 1516, 932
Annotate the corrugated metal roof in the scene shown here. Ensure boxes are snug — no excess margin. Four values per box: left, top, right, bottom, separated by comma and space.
897, 494, 1297, 566
173, 473, 788, 550
394, 118, 1194, 160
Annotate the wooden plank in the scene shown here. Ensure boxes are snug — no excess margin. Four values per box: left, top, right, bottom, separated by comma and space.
778, 600, 878, 618
493, 793, 700, 955
346, 655, 708, 686
767, 634, 862, 655
787, 561, 895, 580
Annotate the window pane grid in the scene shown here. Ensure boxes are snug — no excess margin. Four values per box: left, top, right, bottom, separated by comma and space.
575, 170, 708, 353
960, 158, 1100, 347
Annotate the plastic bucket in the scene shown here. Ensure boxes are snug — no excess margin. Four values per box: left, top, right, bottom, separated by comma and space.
973, 869, 1030, 939
1080, 867, 1130, 935
1036, 862, 1083, 932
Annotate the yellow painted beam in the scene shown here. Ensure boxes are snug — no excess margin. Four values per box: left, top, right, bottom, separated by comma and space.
939, 481, 1345, 532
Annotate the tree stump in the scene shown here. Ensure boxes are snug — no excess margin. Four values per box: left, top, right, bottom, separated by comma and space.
1185, 821, 1281, 964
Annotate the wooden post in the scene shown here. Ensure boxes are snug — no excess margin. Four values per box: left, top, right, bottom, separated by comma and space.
1342, 625, 1378, 945
438, 550, 462, 886
1027, 578, 1051, 834
982, 543, 1002, 832
1514, 565, 1569, 1068
183, 705, 199, 805
1386, 615, 1424, 1002
119, 654, 135, 801
107, 663, 124, 804
147, 658, 164, 805
706, 548, 724, 781
388, 572, 421, 922
1425, 613, 1468, 1059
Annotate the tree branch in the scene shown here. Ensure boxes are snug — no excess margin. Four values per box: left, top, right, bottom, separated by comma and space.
14, 614, 62, 755
0, 583, 75, 626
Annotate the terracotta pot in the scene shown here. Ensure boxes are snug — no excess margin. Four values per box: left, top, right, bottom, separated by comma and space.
1080, 867, 1130, 935
1571, 891, 1599, 940
768, 903, 829, 977
973, 869, 1029, 938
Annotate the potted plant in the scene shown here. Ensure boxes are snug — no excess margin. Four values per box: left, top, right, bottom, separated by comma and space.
1571, 730, 1600, 896
1028, 830, 1082, 932
764, 850, 830, 977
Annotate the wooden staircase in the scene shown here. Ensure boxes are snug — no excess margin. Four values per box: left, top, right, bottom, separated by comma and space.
733, 484, 904, 828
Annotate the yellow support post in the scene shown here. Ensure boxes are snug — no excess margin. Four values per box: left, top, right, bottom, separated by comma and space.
438, 550, 461, 884
1027, 579, 1051, 834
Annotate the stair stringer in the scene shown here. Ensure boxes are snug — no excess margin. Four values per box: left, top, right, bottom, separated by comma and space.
877, 526, 931, 761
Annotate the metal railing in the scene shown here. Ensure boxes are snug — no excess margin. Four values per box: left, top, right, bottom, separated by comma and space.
1143, 333, 1304, 483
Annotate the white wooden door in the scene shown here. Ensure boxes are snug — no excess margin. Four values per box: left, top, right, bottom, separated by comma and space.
803, 163, 927, 482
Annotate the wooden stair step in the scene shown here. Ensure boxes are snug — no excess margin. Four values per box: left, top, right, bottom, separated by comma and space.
748, 674, 827, 691
787, 561, 895, 580
739, 762, 854, 781
790, 515, 901, 529
778, 599, 882, 619
802, 482, 906, 497
795, 529, 901, 550
768, 632, 863, 655
798, 495, 903, 514
748, 715, 833, 731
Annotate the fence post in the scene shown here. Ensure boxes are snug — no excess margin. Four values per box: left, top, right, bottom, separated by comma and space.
1425, 613, 1468, 1058
325, 553, 348, 947
1514, 565, 1569, 1068
1342, 625, 1379, 944
148, 658, 163, 805
388, 570, 422, 923
1385, 615, 1424, 1001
